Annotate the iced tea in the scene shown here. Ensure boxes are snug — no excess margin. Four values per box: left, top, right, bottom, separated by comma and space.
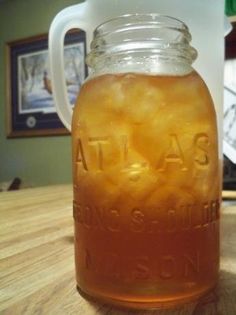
72, 71, 220, 308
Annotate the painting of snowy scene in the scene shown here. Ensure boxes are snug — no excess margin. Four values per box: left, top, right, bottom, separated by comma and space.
18, 42, 85, 114
7, 31, 86, 137
224, 59, 236, 163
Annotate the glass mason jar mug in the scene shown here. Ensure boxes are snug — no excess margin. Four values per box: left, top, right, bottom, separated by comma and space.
74, 14, 220, 309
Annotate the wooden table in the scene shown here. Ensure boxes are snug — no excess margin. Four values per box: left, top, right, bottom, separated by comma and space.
0, 185, 236, 315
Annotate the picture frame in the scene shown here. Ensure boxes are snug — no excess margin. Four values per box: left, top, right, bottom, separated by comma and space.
223, 20, 236, 189
6, 30, 87, 138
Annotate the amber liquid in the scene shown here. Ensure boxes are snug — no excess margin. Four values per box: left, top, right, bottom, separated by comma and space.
72, 72, 220, 309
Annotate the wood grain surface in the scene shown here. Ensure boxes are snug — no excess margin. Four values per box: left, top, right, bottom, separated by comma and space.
0, 185, 236, 315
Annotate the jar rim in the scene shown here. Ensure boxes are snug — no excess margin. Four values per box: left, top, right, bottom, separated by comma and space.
94, 13, 190, 38
88, 13, 197, 76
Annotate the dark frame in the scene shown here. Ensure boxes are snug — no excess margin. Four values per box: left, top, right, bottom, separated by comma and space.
6, 30, 87, 138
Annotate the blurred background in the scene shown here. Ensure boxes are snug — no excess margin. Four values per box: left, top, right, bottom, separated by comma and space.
0, 0, 84, 190
0, 0, 236, 190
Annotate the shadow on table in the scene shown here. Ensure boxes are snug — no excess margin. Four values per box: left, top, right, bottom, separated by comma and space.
80, 269, 236, 315
63, 235, 74, 244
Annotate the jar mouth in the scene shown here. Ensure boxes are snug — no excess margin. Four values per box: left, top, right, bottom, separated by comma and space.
87, 14, 197, 75
94, 13, 191, 41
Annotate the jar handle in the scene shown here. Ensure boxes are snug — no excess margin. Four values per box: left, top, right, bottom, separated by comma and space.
48, 3, 87, 131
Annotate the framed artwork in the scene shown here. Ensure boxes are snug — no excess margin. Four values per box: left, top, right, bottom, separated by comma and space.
224, 22, 236, 163
223, 20, 236, 189
6, 30, 87, 137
